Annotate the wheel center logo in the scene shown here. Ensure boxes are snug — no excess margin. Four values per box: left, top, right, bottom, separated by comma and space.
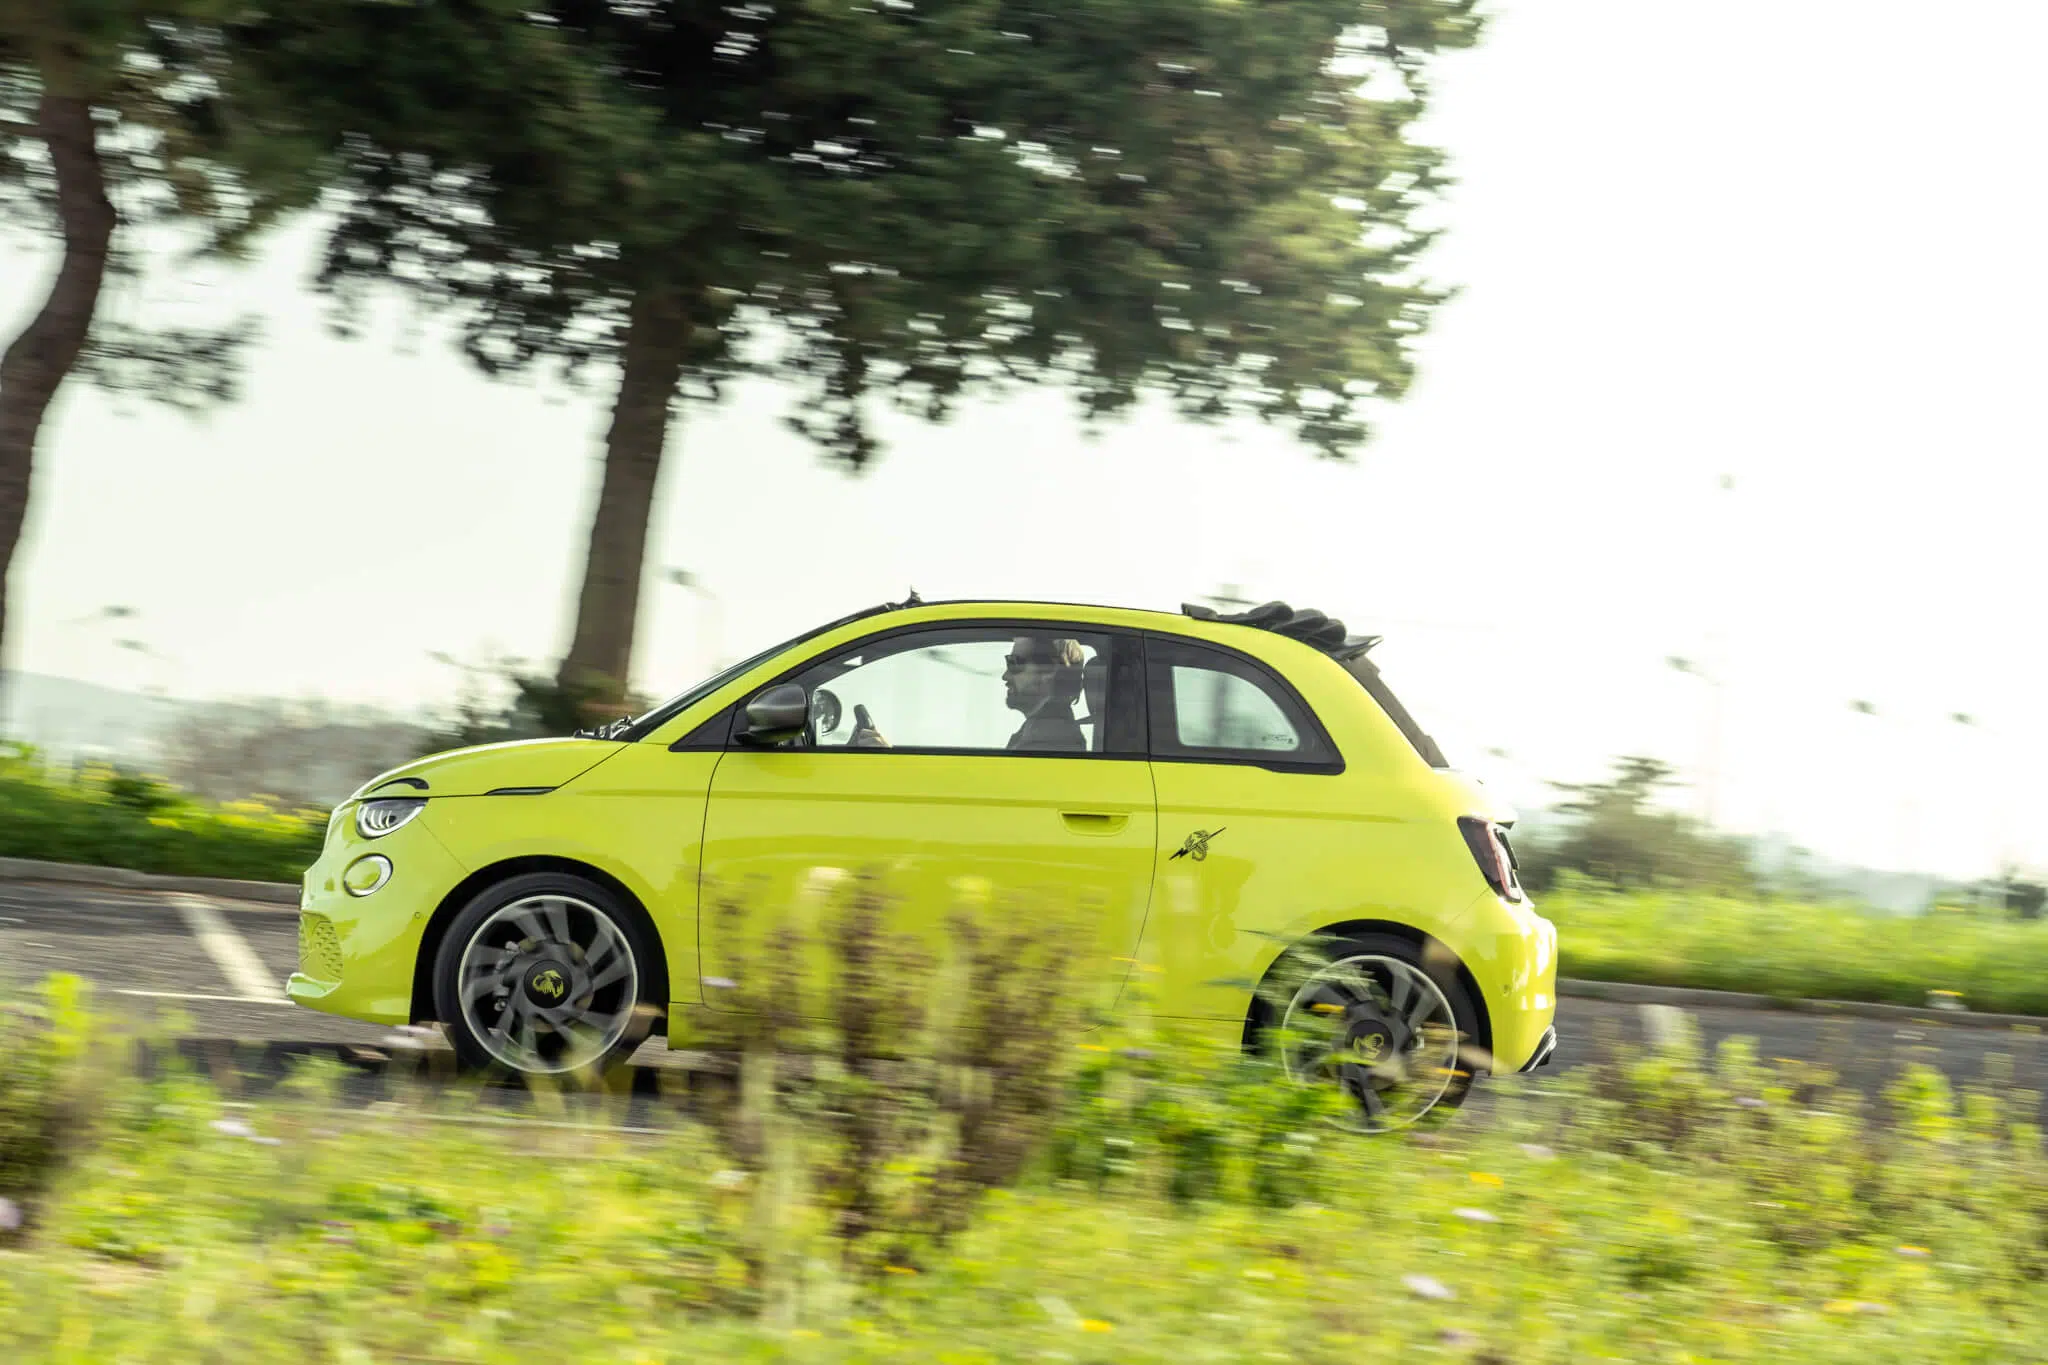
530, 967, 566, 1000
1356, 1031, 1387, 1062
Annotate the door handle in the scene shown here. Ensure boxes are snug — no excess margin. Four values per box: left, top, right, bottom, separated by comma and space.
1061, 810, 1128, 834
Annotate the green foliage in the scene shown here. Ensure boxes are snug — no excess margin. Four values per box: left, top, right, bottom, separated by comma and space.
1, 1, 323, 387
1520, 755, 1758, 894
1550, 881, 2048, 1015
0, 975, 105, 1221
0, 748, 323, 882
6, 974, 2048, 1358
234, 0, 1485, 453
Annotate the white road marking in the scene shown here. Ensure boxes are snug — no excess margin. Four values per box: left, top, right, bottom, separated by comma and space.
1640, 1003, 1689, 1047
171, 893, 286, 1001
114, 988, 293, 1007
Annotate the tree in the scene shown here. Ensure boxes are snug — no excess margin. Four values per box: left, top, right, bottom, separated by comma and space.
1521, 755, 1757, 894
232, 0, 1484, 709
0, 3, 318, 673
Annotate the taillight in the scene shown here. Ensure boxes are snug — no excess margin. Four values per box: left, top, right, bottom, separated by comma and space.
1459, 817, 1524, 902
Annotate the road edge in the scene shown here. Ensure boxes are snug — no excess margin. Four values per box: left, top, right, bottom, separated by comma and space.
1558, 976, 2046, 1031
0, 856, 300, 907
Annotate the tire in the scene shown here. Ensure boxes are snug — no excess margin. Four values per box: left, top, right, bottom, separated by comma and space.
1257, 931, 1482, 1132
432, 871, 662, 1079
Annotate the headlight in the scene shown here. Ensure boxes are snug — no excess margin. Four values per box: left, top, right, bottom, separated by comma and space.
355, 797, 426, 839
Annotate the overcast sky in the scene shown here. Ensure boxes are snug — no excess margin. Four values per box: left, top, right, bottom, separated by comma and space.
3, 1, 2043, 880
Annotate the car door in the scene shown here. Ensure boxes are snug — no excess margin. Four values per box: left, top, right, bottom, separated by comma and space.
697, 621, 1157, 1020
1137, 633, 1349, 1020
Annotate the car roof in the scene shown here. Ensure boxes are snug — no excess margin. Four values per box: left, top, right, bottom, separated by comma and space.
883, 597, 1380, 662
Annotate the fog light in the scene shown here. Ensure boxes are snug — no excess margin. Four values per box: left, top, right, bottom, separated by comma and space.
343, 854, 393, 897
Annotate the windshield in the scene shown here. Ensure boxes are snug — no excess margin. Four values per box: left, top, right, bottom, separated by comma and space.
1342, 654, 1449, 769
613, 602, 895, 742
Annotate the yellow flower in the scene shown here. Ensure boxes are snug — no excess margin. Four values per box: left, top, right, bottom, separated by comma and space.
1077, 1044, 1109, 1052
883, 1264, 918, 1276
1081, 1320, 1114, 1333
1470, 1172, 1503, 1187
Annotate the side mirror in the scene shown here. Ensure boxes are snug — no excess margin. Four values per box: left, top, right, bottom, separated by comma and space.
738, 682, 809, 744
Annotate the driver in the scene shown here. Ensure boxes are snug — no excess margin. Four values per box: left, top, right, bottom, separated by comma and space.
1003, 635, 1087, 752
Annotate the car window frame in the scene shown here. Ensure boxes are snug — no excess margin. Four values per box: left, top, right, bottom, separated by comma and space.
1142, 632, 1345, 775
702, 618, 1150, 760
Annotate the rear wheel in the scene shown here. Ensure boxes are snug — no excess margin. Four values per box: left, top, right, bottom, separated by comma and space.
432, 872, 660, 1078
1266, 933, 1480, 1132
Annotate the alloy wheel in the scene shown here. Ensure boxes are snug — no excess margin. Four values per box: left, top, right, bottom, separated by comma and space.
1278, 953, 1463, 1132
455, 894, 640, 1075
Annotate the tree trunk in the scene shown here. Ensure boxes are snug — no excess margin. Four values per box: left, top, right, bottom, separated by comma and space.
0, 94, 115, 674
556, 290, 692, 709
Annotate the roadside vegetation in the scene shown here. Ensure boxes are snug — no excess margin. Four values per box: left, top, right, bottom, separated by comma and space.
1548, 878, 2048, 1016
0, 744, 322, 884
2, 950, 2045, 1361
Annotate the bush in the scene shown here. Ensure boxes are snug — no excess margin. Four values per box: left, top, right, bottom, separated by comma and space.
0, 747, 323, 882
1549, 879, 2048, 1015
4, 970, 2048, 1359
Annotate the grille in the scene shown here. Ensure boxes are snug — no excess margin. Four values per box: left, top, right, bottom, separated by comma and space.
299, 913, 345, 983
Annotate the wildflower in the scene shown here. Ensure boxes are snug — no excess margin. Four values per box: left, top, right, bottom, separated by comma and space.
1080, 1320, 1114, 1333
1404, 1274, 1454, 1301
1469, 1172, 1503, 1187
883, 1264, 918, 1276
1898, 1245, 1930, 1258
1735, 1096, 1767, 1109
709, 1169, 749, 1191
210, 1118, 255, 1138
1519, 1143, 1555, 1160
1453, 1207, 1498, 1224
1077, 1044, 1109, 1052
0, 1197, 20, 1232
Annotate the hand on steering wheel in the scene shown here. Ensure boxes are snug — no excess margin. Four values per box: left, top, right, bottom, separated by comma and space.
850, 703, 891, 749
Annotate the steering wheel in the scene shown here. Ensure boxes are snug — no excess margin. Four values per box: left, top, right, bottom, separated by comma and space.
850, 703, 890, 748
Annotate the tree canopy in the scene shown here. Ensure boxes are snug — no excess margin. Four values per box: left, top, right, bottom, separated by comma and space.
231, 0, 1485, 705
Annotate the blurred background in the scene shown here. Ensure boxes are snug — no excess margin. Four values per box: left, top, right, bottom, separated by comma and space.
2, 0, 2042, 912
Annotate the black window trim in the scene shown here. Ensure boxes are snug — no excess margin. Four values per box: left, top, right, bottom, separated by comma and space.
681, 616, 1151, 761
1141, 631, 1346, 776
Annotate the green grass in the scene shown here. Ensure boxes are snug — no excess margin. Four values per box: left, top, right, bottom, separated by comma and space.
0, 748, 324, 884
3, 977, 2047, 1361
1548, 878, 2048, 1015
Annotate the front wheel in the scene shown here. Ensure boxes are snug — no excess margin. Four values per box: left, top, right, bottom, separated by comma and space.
1265, 933, 1481, 1133
432, 872, 660, 1079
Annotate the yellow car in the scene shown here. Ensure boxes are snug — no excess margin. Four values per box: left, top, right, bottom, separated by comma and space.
291, 596, 1557, 1128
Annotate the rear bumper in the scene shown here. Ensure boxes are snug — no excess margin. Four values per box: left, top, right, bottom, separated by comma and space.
1517, 1024, 1558, 1073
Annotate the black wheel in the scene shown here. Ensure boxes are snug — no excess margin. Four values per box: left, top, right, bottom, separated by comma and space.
1260, 932, 1482, 1132
432, 871, 662, 1078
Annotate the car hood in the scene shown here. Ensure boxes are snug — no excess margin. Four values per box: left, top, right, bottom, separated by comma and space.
347, 737, 628, 802
1433, 768, 1520, 827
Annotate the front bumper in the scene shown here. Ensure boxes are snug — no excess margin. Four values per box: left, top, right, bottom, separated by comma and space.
286, 812, 468, 1025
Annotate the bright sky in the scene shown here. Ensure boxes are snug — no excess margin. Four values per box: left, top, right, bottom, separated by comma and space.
3, 1, 2043, 880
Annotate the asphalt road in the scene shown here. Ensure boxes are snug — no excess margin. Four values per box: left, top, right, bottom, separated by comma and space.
5, 878, 2045, 1120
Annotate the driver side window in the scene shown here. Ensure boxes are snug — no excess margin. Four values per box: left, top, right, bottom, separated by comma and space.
795, 627, 1118, 755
